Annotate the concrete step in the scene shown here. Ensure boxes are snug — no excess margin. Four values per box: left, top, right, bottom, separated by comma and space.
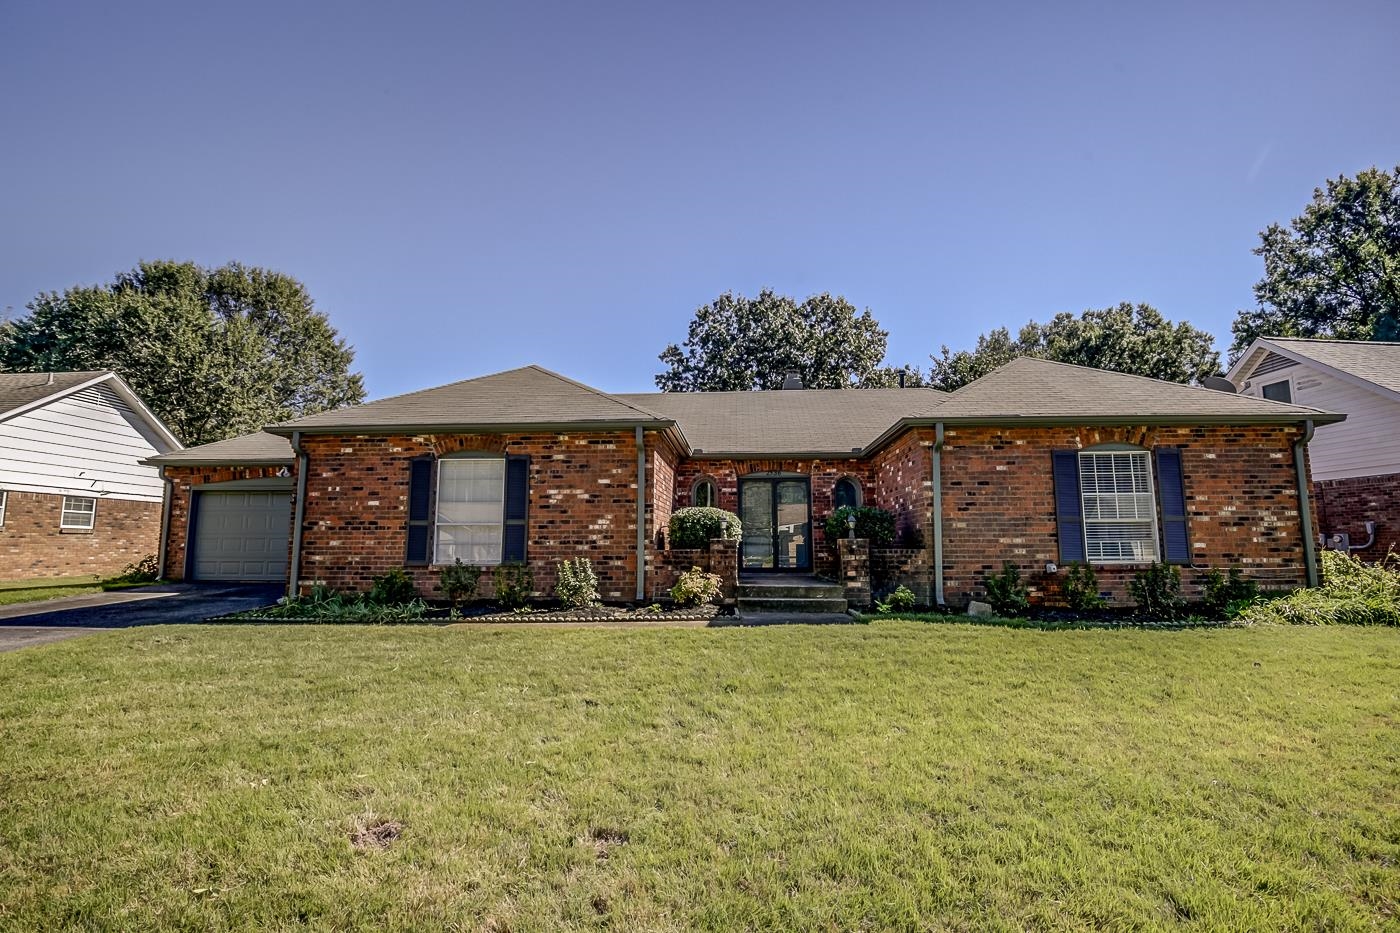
735, 583, 844, 600
735, 595, 849, 613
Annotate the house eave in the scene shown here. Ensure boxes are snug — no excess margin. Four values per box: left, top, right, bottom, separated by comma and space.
264, 419, 677, 437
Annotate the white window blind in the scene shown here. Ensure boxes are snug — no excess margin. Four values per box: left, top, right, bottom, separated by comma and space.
1078, 451, 1157, 563
435, 458, 505, 564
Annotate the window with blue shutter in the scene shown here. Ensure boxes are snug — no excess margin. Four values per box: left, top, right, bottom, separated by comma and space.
1154, 447, 1190, 564
405, 456, 434, 565
1052, 450, 1086, 563
502, 454, 529, 563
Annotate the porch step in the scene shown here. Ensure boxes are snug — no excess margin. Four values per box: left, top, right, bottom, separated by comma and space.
736, 576, 847, 614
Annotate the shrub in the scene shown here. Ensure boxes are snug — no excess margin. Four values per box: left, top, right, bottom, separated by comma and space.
255, 588, 430, 623
1240, 550, 1400, 626
368, 568, 417, 605
437, 559, 481, 611
984, 562, 1030, 617
876, 584, 917, 613
822, 506, 897, 546
495, 562, 534, 610
119, 553, 159, 583
1202, 566, 1259, 618
671, 566, 722, 607
1129, 563, 1183, 621
555, 557, 600, 608
668, 507, 742, 550
1061, 562, 1106, 612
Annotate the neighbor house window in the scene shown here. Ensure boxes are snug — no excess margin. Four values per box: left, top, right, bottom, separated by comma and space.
1078, 451, 1157, 563
60, 495, 96, 531
692, 478, 717, 508
435, 457, 505, 564
833, 477, 860, 510
1261, 380, 1292, 403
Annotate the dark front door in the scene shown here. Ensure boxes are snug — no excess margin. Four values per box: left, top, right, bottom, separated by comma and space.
739, 477, 811, 571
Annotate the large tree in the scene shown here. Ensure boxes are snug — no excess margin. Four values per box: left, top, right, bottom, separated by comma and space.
1231, 165, 1400, 357
928, 303, 1221, 391
656, 290, 903, 391
0, 260, 365, 446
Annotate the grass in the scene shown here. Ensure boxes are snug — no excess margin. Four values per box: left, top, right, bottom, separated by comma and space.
0, 574, 156, 607
0, 622, 1396, 931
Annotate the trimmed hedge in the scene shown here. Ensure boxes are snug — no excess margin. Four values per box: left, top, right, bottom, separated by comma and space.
669, 507, 742, 550
823, 506, 896, 546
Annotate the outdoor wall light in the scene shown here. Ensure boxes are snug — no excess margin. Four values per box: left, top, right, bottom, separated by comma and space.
847, 513, 857, 540
1045, 561, 1059, 574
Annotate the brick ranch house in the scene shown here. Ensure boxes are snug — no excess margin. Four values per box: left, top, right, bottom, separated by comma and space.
1, 371, 181, 580
144, 358, 1342, 608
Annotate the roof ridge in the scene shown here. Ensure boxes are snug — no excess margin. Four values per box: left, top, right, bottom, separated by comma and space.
1266, 336, 1400, 347
524, 365, 668, 420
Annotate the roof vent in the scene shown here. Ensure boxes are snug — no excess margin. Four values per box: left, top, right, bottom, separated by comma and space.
1201, 376, 1237, 394
781, 371, 803, 390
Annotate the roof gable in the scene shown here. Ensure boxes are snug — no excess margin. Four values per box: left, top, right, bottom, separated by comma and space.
0, 370, 181, 451
143, 431, 293, 466
1230, 338, 1400, 403
271, 365, 670, 433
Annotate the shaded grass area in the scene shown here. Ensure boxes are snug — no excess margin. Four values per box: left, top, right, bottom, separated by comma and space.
0, 623, 1396, 931
0, 576, 157, 607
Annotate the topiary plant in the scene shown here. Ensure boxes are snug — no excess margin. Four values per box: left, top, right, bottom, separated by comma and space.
668, 507, 742, 550
823, 506, 897, 546
555, 557, 600, 608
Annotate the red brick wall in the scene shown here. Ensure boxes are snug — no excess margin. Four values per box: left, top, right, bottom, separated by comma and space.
1314, 472, 1400, 561
0, 491, 161, 581
870, 428, 934, 547
941, 424, 1313, 607
162, 465, 294, 581
296, 431, 654, 599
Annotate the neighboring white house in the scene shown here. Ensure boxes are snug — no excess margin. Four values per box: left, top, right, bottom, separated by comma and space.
1228, 338, 1400, 559
0, 371, 181, 580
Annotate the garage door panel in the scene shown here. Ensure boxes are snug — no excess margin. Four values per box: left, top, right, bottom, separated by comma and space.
193, 491, 292, 582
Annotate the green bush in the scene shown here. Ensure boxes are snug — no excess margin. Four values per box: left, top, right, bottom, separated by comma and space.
823, 506, 897, 546
668, 507, 742, 550
984, 562, 1030, 617
256, 587, 430, 623
1202, 566, 1259, 618
369, 568, 417, 605
437, 559, 481, 611
1061, 562, 1106, 611
555, 557, 600, 608
119, 553, 159, 583
495, 563, 534, 610
671, 566, 722, 607
876, 584, 917, 613
1240, 550, 1400, 626
1129, 563, 1183, 621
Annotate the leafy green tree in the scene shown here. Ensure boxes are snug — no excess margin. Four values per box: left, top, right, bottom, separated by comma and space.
928, 303, 1221, 391
1231, 165, 1400, 356
656, 290, 891, 390
0, 260, 365, 445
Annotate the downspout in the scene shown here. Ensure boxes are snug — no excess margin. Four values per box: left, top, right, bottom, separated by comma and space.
156, 470, 173, 580
1294, 419, 1318, 588
635, 425, 646, 602
289, 430, 309, 598
931, 423, 946, 607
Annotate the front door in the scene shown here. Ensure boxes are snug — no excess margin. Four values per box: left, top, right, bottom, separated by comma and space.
739, 477, 811, 571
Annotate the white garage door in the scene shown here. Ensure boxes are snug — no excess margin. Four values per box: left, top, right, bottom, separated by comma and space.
193, 491, 292, 582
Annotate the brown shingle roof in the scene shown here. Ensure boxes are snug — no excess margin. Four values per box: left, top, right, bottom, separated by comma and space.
269, 365, 670, 433
915, 356, 1341, 424
143, 431, 293, 466
0, 371, 109, 418
616, 388, 944, 456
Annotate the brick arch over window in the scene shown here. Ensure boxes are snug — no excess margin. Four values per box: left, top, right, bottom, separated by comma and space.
690, 474, 719, 508
432, 434, 509, 457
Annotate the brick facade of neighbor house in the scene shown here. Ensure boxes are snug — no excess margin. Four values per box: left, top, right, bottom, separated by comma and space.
294, 431, 662, 600
160, 464, 294, 581
939, 423, 1315, 607
1313, 473, 1400, 561
0, 491, 161, 580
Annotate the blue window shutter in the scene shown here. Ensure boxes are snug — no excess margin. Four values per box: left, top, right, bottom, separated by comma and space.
405, 457, 434, 565
1156, 447, 1190, 564
503, 455, 529, 562
1052, 451, 1086, 563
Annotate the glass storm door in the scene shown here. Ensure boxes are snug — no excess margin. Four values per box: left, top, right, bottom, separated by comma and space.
740, 478, 811, 571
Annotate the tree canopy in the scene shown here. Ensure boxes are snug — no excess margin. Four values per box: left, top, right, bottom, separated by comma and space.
928, 303, 1222, 392
0, 260, 365, 446
1231, 165, 1400, 357
656, 290, 912, 391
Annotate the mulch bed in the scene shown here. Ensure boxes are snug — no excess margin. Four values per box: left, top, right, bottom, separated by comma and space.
213, 603, 726, 625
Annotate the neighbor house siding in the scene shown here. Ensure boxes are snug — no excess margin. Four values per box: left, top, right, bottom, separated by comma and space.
0, 491, 161, 580
940, 423, 1312, 607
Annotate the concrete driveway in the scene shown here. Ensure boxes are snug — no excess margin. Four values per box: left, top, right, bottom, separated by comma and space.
0, 583, 283, 652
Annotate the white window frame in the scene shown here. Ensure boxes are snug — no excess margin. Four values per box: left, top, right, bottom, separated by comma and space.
60, 495, 97, 531
0, 489, 6, 527
692, 477, 717, 508
1078, 450, 1159, 565
433, 456, 506, 565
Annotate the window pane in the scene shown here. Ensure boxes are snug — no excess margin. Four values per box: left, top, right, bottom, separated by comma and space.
436, 525, 502, 564
1078, 451, 1157, 563
1262, 380, 1291, 403
434, 458, 505, 564
694, 480, 714, 507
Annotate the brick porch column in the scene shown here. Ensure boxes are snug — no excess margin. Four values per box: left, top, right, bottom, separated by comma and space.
708, 538, 739, 599
838, 538, 871, 608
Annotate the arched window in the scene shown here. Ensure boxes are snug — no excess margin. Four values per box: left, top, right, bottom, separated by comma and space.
692, 477, 717, 508
833, 477, 860, 510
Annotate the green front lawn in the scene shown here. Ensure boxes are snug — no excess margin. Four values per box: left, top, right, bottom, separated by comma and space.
0, 574, 155, 607
0, 623, 1396, 931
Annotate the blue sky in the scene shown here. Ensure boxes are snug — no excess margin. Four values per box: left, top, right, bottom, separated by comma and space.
2, 1, 1397, 397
